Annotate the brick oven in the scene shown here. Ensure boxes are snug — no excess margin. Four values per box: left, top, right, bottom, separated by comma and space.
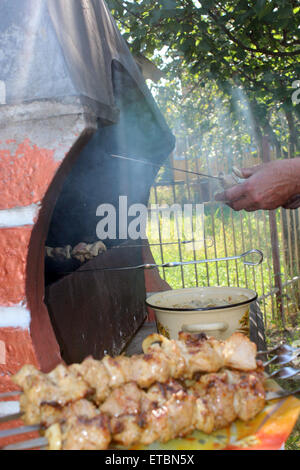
0, 0, 175, 393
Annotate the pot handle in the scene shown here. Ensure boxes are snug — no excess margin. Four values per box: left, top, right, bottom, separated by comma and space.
181, 322, 229, 334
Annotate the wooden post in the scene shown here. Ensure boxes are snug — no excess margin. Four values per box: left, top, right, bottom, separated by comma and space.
262, 137, 286, 327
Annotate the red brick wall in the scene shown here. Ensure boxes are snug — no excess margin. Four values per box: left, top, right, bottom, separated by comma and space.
0, 137, 60, 391
0, 102, 97, 392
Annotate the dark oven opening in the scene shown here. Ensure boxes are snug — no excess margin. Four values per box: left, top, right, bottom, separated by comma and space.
44, 61, 175, 364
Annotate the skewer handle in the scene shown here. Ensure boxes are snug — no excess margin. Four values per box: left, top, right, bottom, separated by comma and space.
76, 249, 264, 273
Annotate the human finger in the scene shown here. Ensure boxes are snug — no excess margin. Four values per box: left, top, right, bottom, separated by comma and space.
214, 191, 227, 201
218, 183, 248, 203
282, 194, 300, 210
240, 165, 262, 179
227, 197, 259, 212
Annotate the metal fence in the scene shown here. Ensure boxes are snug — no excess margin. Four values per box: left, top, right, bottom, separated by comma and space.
147, 139, 300, 330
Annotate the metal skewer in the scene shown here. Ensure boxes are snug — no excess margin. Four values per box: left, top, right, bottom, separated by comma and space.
110, 238, 214, 250
0, 391, 20, 399
111, 153, 223, 181
1, 437, 48, 451
268, 366, 300, 380
69, 248, 263, 273
257, 344, 300, 356
0, 412, 22, 424
263, 353, 300, 368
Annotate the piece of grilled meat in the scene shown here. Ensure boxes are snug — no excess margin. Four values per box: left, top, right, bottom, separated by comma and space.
44, 399, 111, 450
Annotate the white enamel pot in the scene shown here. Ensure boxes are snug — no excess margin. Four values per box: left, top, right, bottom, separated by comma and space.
146, 286, 257, 340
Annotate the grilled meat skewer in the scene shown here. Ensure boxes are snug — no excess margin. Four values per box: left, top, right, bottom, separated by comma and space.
43, 368, 265, 450
99, 368, 265, 448
12, 332, 258, 426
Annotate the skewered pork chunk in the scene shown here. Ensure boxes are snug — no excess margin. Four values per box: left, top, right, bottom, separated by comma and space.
140, 380, 196, 445
168, 332, 227, 376
39, 397, 98, 428
12, 364, 91, 425
100, 382, 150, 446
45, 241, 107, 263
222, 332, 257, 371
45, 399, 111, 450
99, 380, 196, 447
69, 357, 111, 403
190, 368, 265, 433
175, 331, 257, 373
56, 412, 111, 451
45, 246, 72, 260
225, 368, 266, 421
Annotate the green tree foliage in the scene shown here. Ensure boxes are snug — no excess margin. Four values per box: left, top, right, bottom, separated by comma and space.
107, 0, 300, 156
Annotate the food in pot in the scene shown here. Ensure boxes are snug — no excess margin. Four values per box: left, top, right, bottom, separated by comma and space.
155, 294, 250, 310
12, 332, 265, 450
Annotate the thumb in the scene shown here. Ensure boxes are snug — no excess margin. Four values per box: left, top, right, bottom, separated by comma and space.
240, 165, 262, 179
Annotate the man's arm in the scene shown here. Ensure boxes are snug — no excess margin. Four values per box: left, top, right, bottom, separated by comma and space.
215, 158, 300, 211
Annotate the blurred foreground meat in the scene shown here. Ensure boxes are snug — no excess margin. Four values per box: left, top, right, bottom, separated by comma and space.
14, 331, 258, 415
42, 369, 265, 450
12, 332, 265, 450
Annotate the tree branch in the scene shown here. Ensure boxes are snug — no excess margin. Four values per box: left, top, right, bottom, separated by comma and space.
207, 9, 300, 57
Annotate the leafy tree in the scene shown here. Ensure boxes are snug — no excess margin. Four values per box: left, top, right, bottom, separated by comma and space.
107, 0, 300, 155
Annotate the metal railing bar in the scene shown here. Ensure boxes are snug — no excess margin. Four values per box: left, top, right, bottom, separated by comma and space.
194, 150, 211, 286
153, 185, 166, 281
279, 208, 291, 319
258, 275, 300, 301
290, 209, 300, 311
247, 212, 257, 294
254, 211, 266, 323
262, 210, 274, 322
205, 152, 220, 286
183, 145, 199, 286
230, 209, 239, 287
220, 205, 230, 286
171, 181, 185, 288
239, 211, 249, 289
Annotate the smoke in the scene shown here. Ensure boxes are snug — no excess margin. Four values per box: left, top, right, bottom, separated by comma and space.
46, 61, 175, 251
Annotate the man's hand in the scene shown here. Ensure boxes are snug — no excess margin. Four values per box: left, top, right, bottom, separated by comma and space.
215, 159, 300, 212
